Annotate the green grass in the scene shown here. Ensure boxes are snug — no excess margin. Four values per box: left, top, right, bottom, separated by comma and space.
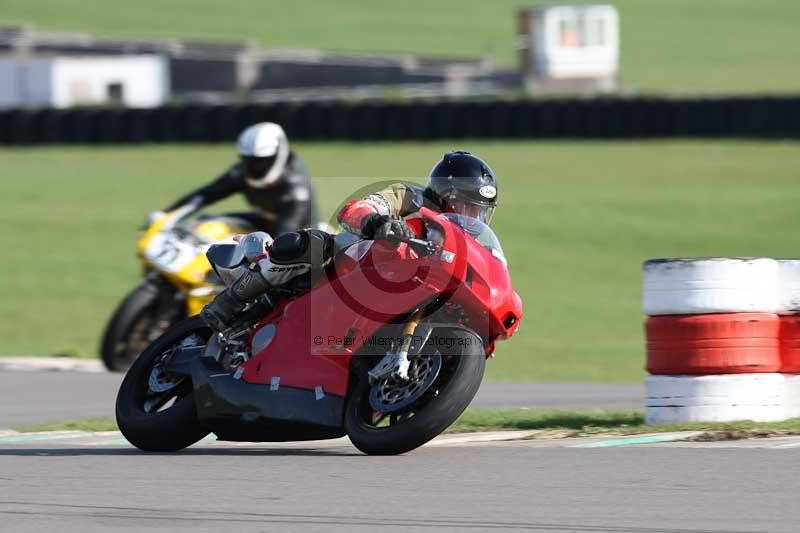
2, 141, 800, 381
2, 0, 800, 93
13, 417, 118, 433
15, 409, 800, 438
450, 408, 642, 434
448, 409, 800, 436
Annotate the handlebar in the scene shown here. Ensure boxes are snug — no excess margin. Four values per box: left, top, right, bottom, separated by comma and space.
404, 237, 439, 257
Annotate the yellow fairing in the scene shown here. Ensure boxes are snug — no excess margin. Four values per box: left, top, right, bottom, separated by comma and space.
194, 219, 240, 242
136, 213, 246, 316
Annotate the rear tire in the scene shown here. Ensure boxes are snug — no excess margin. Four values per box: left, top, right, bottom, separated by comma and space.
345, 328, 486, 455
101, 281, 184, 372
115, 317, 210, 452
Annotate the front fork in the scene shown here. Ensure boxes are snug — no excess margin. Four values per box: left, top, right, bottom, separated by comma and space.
368, 309, 431, 383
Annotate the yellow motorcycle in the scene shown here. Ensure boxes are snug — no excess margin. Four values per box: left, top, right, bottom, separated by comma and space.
100, 208, 254, 371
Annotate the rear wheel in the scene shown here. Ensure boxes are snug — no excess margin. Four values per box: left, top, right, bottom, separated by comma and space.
101, 281, 184, 372
345, 328, 486, 455
115, 316, 210, 452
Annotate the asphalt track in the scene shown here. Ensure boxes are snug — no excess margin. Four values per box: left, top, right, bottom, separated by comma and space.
0, 368, 642, 427
1, 433, 798, 533
2, 367, 795, 533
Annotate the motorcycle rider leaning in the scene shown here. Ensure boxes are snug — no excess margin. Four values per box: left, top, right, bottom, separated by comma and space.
158, 122, 319, 236
200, 151, 499, 333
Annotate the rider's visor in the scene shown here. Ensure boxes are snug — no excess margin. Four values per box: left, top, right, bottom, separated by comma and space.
442, 193, 496, 225
241, 155, 277, 180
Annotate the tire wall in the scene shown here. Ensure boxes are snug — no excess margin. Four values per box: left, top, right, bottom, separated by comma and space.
2, 96, 800, 145
642, 258, 800, 424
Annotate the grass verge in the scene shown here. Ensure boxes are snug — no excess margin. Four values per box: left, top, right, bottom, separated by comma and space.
14, 417, 119, 433
13, 409, 800, 441
447, 409, 800, 438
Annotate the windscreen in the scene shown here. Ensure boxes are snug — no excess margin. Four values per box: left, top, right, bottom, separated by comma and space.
438, 213, 507, 267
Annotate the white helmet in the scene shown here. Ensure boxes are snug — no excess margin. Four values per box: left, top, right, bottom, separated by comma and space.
237, 122, 290, 187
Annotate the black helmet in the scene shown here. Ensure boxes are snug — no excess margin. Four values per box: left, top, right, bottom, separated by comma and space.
426, 151, 498, 224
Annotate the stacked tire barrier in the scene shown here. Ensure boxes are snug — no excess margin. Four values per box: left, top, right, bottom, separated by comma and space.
1, 96, 800, 145
643, 258, 800, 424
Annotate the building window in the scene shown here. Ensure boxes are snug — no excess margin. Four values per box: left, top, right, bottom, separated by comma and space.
559, 16, 582, 48
107, 82, 124, 105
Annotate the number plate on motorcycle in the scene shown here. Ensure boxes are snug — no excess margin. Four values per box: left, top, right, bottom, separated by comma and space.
144, 232, 198, 273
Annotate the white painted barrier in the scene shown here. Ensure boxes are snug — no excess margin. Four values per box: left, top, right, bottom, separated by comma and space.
777, 259, 800, 315
646, 374, 800, 424
645, 373, 800, 424
784, 374, 800, 419
642, 257, 779, 316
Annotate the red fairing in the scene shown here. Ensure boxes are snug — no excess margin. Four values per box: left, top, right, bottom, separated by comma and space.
242, 240, 438, 396
241, 206, 522, 398
337, 199, 382, 233
425, 207, 522, 340
404, 216, 425, 238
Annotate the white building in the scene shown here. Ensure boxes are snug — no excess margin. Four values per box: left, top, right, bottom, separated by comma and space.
518, 4, 619, 92
0, 54, 169, 109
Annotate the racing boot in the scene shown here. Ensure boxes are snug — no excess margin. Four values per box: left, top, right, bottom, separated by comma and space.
200, 267, 271, 332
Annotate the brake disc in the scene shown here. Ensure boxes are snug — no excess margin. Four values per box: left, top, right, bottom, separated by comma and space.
369, 351, 442, 413
148, 365, 183, 393
148, 334, 201, 393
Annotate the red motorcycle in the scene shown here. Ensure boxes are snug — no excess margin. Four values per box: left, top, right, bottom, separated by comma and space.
116, 207, 522, 455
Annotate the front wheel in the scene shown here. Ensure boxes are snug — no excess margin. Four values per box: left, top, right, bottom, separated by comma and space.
345, 328, 486, 455
100, 280, 185, 372
115, 316, 210, 452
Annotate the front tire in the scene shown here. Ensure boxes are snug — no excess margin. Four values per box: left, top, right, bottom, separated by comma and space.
115, 317, 210, 452
100, 280, 184, 372
345, 328, 486, 455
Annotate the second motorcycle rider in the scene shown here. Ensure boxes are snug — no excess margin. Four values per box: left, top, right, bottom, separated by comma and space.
157, 122, 319, 236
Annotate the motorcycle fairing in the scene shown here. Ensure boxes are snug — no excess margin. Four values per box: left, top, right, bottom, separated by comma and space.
191, 356, 346, 442
136, 212, 253, 316
240, 245, 442, 396
206, 243, 246, 270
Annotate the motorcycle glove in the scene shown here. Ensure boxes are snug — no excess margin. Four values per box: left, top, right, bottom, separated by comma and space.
361, 214, 415, 247
146, 210, 166, 227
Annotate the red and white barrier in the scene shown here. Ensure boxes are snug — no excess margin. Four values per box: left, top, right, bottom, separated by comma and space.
643, 258, 800, 424
646, 374, 787, 424
778, 259, 800, 315
779, 315, 800, 372
646, 313, 780, 375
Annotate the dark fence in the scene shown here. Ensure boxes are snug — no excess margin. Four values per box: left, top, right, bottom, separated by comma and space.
2, 96, 799, 145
